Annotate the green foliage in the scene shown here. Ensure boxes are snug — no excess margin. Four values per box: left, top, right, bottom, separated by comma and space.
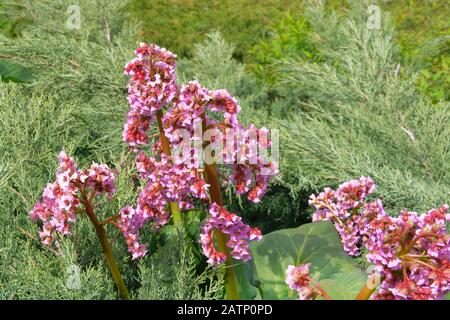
0, 0, 224, 299
267, 1, 450, 215
137, 238, 224, 300
0, 61, 30, 83
178, 31, 268, 120
249, 0, 449, 103
383, 0, 449, 103
127, 0, 302, 62
0, 0, 140, 162
250, 14, 318, 87
250, 221, 366, 300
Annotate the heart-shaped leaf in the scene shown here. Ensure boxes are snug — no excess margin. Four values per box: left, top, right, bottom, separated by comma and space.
250, 221, 367, 300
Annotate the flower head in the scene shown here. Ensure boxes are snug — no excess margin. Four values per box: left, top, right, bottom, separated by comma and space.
123, 43, 178, 147
309, 176, 378, 256
285, 264, 322, 300
29, 152, 117, 246
310, 177, 450, 300
199, 203, 262, 266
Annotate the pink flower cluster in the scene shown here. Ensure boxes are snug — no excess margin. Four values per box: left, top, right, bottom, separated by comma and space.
162, 81, 211, 144
117, 152, 209, 259
116, 206, 148, 259
79, 163, 117, 198
309, 176, 376, 255
120, 43, 276, 262
123, 43, 177, 147
29, 151, 117, 245
285, 264, 322, 300
309, 176, 450, 300
122, 44, 278, 203
367, 205, 450, 300
199, 203, 262, 266
162, 80, 278, 203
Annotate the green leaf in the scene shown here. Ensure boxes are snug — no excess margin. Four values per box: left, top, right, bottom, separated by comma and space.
235, 260, 258, 300
318, 271, 367, 300
0, 61, 31, 83
250, 221, 367, 300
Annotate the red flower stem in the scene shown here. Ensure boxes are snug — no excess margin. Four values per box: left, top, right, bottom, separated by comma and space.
355, 283, 376, 300
200, 113, 239, 300
80, 189, 130, 300
403, 232, 441, 254
156, 109, 183, 227
203, 161, 240, 300
355, 274, 383, 300
98, 214, 120, 225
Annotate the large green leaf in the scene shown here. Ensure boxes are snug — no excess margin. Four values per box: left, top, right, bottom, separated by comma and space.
250, 221, 367, 300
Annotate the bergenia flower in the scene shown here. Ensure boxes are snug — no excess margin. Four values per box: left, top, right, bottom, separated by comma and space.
367, 204, 450, 300
199, 203, 262, 266
116, 206, 148, 260
309, 176, 450, 300
29, 151, 117, 245
119, 43, 277, 262
285, 264, 322, 300
123, 43, 178, 147
309, 176, 377, 255
162, 81, 278, 203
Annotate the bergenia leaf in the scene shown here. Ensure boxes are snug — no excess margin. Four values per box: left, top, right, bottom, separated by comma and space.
250, 221, 367, 300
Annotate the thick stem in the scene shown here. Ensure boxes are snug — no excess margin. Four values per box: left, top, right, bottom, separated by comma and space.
156, 109, 183, 226
82, 194, 130, 300
203, 162, 240, 300
355, 284, 376, 300
355, 274, 380, 300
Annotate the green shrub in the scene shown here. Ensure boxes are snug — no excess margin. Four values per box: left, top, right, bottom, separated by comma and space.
383, 0, 449, 103
0, 0, 223, 299
249, 14, 319, 87
138, 238, 223, 300
249, 0, 449, 103
270, 1, 450, 215
127, 0, 302, 62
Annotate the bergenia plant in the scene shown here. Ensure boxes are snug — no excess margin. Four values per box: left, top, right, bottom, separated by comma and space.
28, 43, 277, 300
283, 177, 449, 300
117, 43, 277, 299
29, 43, 448, 301
29, 152, 129, 299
